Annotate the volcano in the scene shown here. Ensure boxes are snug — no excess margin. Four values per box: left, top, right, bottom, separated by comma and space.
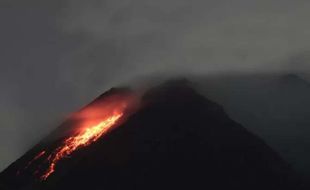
0, 80, 306, 190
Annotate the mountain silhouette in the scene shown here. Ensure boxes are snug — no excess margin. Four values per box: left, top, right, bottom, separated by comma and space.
0, 79, 305, 190
191, 73, 310, 178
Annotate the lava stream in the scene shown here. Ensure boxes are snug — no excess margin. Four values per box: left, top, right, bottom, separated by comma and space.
40, 113, 122, 180
26, 151, 46, 169
21, 93, 137, 181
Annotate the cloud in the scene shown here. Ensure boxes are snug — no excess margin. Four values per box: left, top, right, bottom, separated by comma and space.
59, 0, 310, 79
1, 0, 310, 171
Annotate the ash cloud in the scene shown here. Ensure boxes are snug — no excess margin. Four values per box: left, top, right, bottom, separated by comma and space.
1, 0, 310, 171
56, 0, 310, 98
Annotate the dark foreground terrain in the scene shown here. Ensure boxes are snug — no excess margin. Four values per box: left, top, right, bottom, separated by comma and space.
0, 80, 307, 189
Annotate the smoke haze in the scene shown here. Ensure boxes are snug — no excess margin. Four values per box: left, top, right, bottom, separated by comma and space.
1, 0, 310, 171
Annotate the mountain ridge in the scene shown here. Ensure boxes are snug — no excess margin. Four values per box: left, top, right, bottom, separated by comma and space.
0, 79, 306, 189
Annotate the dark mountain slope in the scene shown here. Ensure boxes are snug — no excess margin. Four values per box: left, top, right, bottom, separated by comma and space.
191, 74, 310, 177
0, 80, 305, 189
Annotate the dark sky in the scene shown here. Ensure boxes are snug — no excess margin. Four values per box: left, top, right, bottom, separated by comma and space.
1, 0, 310, 171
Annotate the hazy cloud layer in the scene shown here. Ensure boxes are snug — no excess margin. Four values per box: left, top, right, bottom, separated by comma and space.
1, 0, 310, 171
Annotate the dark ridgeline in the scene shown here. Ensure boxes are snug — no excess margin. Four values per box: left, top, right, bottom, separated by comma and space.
191, 73, 310, 180
0, 80, 306, 190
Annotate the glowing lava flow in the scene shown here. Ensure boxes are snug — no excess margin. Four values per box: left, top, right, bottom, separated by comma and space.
26, 151, 46, 170
40, 113, 123, 180
20, 94, 137, 181
16, 151, 46, 176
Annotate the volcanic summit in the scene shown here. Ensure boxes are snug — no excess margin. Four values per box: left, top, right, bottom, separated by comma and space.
0, 80, 305, 190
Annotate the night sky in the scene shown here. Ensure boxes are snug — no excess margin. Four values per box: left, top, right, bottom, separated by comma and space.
1, 0, 310, 172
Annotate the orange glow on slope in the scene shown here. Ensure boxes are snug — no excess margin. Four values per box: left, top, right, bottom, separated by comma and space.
17, 151, 46, 176
26, 151, 46, 169
40, 113, 122, 180
21, 93, 137, 181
